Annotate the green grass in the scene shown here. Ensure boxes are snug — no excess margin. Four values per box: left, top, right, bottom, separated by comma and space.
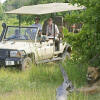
0, 60, 99, 100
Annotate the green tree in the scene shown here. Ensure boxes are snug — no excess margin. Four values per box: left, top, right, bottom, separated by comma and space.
0, 3, 3, 20
3, 0, 28, 11
28, 0, 65, 5
64, 0, 100, 65
70, 0, 100, 33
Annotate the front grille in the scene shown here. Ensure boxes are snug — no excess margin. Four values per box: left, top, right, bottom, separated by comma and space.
0, 49, 9, 58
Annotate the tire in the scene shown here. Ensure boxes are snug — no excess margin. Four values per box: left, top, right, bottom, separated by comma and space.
20, 57, 32, 71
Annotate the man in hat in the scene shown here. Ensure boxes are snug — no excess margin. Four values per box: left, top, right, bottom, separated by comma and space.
46, 18, 60, 51
27, 17, 42, 40
32, 17, 42, 31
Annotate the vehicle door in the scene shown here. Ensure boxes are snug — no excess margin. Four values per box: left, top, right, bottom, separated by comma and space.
35, 35, 54, 60
34, 42, 46, 60
34, 33, 47, 60
42, 39, 54, 59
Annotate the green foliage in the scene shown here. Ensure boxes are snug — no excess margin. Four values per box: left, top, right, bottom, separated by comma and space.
64, 11, 84, 24
0, 3, 3, 20
64, 25, 100, 66
70, 0, 100, 33
3, 0, 28, 11
0, 18, 19, 34
28, 0, 65, 5
63, 0, 100, 66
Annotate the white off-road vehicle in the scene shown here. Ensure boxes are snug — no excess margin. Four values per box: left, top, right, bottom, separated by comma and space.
0, 3, 85, 70
0, 23, 71, 70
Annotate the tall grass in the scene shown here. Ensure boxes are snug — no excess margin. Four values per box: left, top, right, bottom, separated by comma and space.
0, 60, 99, 100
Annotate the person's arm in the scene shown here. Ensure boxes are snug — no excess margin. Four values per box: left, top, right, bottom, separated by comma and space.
55, 24, 59, 35
39, 24, 42, 31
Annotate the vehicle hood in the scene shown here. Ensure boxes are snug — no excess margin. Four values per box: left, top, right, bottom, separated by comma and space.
0, 41, 35, 53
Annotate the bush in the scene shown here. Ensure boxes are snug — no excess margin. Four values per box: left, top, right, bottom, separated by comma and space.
63, 24, 100, 66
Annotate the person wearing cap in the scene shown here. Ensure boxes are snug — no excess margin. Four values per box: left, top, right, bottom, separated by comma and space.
28, 17, 42, 40
32, 17, 42, 31
46, 18, 59, 36
8, 29, 20, 39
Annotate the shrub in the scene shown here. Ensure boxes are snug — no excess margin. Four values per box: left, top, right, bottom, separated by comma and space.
63, 24, 100, 66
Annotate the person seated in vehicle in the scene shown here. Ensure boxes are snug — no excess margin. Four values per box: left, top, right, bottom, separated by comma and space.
8, 29, 20, 39
32, 17, 42, 31
46, 18, 60, 51
14, 29, 20, 38
37, 30, 42, 41
37, 30, 47, 42
46, 18, 59, 37
26, 17, 42, 40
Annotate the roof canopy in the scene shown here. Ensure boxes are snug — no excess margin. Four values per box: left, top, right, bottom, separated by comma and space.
5, 3, 86, 15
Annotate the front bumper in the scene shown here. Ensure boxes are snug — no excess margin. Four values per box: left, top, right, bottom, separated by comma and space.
0, 57, 22, 66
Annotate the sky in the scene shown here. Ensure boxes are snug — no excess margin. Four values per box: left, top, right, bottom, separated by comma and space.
0, 0, 6, 3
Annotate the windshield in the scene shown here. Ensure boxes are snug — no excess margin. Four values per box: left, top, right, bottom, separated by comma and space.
5, 26, 38, 41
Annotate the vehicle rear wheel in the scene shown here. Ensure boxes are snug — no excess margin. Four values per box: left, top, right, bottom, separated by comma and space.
20, 57, 32, 71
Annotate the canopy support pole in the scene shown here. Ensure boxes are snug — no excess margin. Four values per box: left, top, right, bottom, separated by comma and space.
51, 13, 56, 41
52, 13, 56, 51
18, 15, 21, 33
18, 15, 21, 27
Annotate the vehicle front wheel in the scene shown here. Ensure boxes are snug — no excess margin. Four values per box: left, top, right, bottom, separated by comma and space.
20, 57, 32, 71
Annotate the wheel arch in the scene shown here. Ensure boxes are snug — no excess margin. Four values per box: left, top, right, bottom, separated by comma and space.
27, 53, 35, 61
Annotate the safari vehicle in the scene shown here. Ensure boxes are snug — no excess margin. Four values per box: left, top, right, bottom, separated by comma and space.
0, 3, 85, 70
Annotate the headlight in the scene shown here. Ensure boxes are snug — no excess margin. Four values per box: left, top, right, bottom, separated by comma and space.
10, 50, 25, 57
